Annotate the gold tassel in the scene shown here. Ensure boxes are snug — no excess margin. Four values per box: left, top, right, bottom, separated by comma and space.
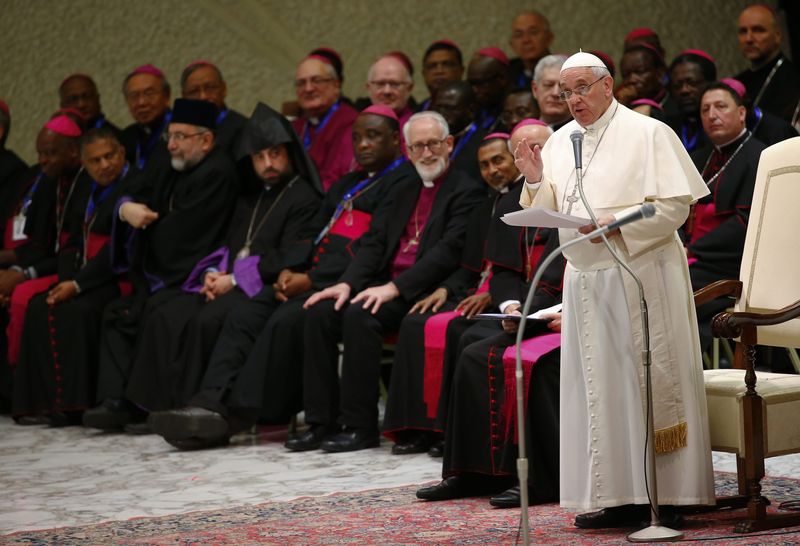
654, 422, 688, 454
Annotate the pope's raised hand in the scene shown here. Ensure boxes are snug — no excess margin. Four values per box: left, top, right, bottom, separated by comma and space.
513, 138, 543, 184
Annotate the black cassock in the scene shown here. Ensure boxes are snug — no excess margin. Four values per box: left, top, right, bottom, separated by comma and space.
215, 108, 247, 157
0, 147, 28, 245
190, 162, 414, 423
734, 53, 800, 123
124, 172, 320, 412
12, 167, 136, 417
95, 145, 238, 403
382, 182, 505, 441
442, 184, 565, 502
688, 132, 766, 350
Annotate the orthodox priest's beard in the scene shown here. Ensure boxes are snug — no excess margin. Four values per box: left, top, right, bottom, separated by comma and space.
170, 149, 206, 172
413, 156, 447, 184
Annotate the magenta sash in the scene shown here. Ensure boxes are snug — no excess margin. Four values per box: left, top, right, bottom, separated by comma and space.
422, 311, 461, 418
6, 275, 57, 365
329, 209, 372, 240
501, 333, 561, 443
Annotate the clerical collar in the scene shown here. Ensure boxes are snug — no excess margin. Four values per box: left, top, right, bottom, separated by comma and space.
422, 168, 448, 188
714, 128, 748, 152
584, 99, 619, 132
498, 184, 510, 194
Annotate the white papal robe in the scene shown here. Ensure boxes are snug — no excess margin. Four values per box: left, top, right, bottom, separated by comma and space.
521, 100, 716, 511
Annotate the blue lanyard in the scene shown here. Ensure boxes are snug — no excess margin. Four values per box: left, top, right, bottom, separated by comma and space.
19, 172, 44, 215
93, 115, 106, 129
479, 110, 496, 130
681, 123, 698, 151
517, 72, 527, 90
450, 123, 478, 160
303, 102, 340, 150
420, 98, 431, 111
136, 111, 171, 169
314, 157, 405, 245
84, 163, 129, 223
216, 108, 229, 126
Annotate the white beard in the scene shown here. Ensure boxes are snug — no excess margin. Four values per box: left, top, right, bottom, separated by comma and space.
413, 156, 447, 184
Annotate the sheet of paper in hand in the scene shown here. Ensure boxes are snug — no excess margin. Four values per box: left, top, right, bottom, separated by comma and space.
473, 302, 563, 322
502, 206, 589, 228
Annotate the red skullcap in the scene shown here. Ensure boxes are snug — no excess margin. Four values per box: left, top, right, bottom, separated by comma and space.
630, 98, 663, 110
362, 104, 399, 121
44, 115, 82, 137
679, 49, 715, 65
477, 47, 510, 66
483, 132, 510, 141
625, 28, 658, 42
0, 99, 9, 117
721, 78, 747, 98
511, 118, 548, 133
130, 64, 165, 79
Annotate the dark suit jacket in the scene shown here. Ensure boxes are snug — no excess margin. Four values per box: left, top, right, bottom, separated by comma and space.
339, 165, 485, 301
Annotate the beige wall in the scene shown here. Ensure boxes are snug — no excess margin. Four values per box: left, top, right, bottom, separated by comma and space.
0, 0, 770, 163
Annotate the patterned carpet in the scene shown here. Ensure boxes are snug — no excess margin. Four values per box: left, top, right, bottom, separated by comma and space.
4, 473, 800, 545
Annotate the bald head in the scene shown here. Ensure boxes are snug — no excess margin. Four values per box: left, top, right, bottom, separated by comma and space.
737, 4, 782, 67
510, 122, 552, 153
367, 56, 413, 113
510, 11, 554, 66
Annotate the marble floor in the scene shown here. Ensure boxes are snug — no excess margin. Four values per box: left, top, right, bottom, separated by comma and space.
2, 415, 800, 535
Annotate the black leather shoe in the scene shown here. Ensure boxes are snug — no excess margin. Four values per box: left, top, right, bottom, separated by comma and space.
285, 424, 341, 452
82, 398, 144, 431
49, 411, 82, 428
15, 414, 52, 426
320, 427, 379, 453
124, 421, 153, 435
149, 407, 229, 441
490, 485, 521, 508
416, 475, 504, 501
391, 431, 435, 455
165, 436, 231, 451
427, 439, 444, 458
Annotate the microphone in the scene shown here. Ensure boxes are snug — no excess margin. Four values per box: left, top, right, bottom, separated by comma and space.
570, 130, 583, 170
603, 203, 656, 232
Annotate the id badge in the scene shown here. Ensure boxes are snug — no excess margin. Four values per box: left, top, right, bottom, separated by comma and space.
12, 215, 28, 242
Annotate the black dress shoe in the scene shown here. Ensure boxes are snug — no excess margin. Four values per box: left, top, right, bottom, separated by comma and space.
49, 411, 82, 428
149, 406, 229, 441
490, 485, 521, 508
391, 431, 435, 455
416, 475, 505, 501
124, 421, 153, 435
320, 427, 379, 453
285, 424, 340, 452
82, 398, 144, 431
427, 439, 444, 458
15, 414, 52, 426
165, 436, 231, 451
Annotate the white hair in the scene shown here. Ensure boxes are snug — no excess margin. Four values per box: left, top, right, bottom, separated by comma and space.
590, 66, 611, 80
403, 111, 450, 143
533, 54, 568, 84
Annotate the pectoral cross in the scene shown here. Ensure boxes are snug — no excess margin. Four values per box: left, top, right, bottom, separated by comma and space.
565, 193, 580, 215
403, 238, 419, 252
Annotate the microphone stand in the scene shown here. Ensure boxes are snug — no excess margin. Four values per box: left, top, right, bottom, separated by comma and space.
513, 204, 656, 546
573, 162, 682, 542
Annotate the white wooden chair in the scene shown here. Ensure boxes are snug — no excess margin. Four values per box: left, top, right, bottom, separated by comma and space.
695, 136, 800, 533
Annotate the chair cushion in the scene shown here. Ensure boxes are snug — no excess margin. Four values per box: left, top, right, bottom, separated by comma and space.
704, 369, 800, 457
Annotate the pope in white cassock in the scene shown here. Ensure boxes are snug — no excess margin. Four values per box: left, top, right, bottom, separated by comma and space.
514, 51, 716, 529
